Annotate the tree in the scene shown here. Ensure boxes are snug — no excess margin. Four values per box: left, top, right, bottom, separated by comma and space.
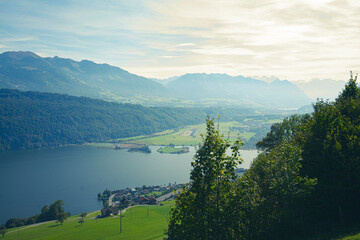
165, 75, 359, 239
48, 200, 65, 221
256, 114, 310, 152
166, 117, 242, 240
233, 143, 316, 240
37, 205, 49, 222
0, 226, 6, 238
78, 212, 86, 226
300, 74, 360, 228
78, 218, 85, 226
253, 75, 360, 234
56, 212, 67, 225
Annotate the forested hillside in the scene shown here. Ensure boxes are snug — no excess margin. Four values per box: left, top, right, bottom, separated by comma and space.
0, 89, 206, 151
166, 76, 360, 240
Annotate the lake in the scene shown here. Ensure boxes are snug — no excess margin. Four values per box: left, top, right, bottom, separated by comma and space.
0, 145, 258, 224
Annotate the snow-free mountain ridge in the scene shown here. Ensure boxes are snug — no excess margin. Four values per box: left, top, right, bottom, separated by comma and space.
0, 51, 313, 109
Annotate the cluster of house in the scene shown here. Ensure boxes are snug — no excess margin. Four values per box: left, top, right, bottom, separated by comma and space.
100, 207, 119, 217
99, 183, 185, 218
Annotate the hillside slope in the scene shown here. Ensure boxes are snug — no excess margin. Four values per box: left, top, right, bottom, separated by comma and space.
0, 89, 205, 151
0, 51, 173, 101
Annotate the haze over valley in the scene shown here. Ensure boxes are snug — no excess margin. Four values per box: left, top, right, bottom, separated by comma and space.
0, 50, 343, 109
0, 1, 359, 239
0, 50, 352, 153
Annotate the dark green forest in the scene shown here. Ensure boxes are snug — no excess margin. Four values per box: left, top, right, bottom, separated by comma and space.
0, 89, 207, 151
0, 88, 288, 152
166, 76, 360, 240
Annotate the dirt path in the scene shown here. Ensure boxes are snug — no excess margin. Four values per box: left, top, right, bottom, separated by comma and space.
7, 220, 55, 233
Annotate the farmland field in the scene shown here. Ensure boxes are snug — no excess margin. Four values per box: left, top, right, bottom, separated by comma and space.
4, 202, 174, 240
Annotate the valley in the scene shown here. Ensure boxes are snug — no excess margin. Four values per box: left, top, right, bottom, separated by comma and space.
0, 0, 358, 238
92, 115, 284, 150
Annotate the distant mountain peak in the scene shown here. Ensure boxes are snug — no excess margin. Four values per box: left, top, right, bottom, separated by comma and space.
251, 75, 280, 83
167, 72, 311, 108
2, 51, 41, 60
270, 79, 292, 85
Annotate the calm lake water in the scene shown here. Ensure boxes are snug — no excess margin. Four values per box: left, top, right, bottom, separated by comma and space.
0, 145, 258, 224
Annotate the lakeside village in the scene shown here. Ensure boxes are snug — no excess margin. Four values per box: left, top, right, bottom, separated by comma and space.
97, 167, 247, 218
97, 183, 185, 217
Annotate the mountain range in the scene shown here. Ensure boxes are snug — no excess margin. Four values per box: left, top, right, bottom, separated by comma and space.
0, 51, 333, 109
0, 51, 172, 101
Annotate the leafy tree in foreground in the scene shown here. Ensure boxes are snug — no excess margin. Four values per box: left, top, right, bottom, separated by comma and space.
232, 143, 316, 240
252, 74, 360, 235
166, 117, 242, 240
256, 114, 310, 152
300, 74, 360, 229
166, 75, 359, 239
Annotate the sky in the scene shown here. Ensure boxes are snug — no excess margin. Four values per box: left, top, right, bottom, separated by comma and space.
0, 0, 359, 81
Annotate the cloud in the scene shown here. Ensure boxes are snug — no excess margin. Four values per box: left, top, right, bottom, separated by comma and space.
0, 0, 359, 81
177, 43, 195, 47
132, 0, 360, 80
159, 56, 177, 59
190, 46, 255, 56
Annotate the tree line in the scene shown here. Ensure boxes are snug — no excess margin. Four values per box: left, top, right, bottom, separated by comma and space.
166, 75, 360, 239
1, 200, 68, 230
0, 88, 284, 152
0, 89, 206, 151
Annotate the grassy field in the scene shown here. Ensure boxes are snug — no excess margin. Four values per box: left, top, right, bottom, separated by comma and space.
4, 202, 174, 240
302, 230, 360, 240
85, 117, 284, 149
119, 121, 256, 146
4, 201, 360, 240
157, 146, 189, 154
339, 233, 360, 240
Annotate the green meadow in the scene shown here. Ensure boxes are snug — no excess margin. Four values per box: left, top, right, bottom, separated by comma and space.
120, 121, 256, 146
339, 233, 360, 240
4, 202, 174, 240
86, 117, 284, 149
3, 197, 360, 240
157, 146, 189, 154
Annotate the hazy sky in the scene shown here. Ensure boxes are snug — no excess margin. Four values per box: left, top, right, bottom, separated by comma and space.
0, 0, 359, 81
